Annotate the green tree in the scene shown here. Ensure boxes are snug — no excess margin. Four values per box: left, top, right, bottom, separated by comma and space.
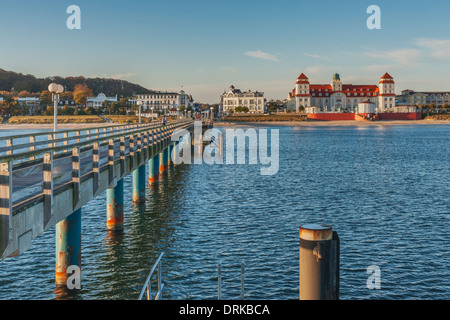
62, 105, 75, 115
44, 106, 54, 116
73, 84, 93, 106
40, 90, 53, 107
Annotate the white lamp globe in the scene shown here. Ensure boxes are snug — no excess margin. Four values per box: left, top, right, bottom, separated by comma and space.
56, 85, 64, 94
48, 83, 59, 93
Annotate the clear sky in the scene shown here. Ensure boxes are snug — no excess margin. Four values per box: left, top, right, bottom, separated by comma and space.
1, 0, 449, 103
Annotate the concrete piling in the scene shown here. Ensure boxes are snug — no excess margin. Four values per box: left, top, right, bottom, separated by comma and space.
159, 150, 169, 174
299, 224, 339, 300
55, 208, 82, 286
106, 179, 124, 231
168, 144, 174, 167
148, 154, 160, 186
132, 165, 146, 203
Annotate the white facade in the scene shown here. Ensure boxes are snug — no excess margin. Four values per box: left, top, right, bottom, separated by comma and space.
17, 97, 40, 115
221, 85, 265, 113
288, 73, 396, 113
87, 93, 118, 108
135, 90, 194, 112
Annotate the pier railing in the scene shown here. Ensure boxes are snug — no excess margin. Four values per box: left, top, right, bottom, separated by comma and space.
139, 252, 165, 300
0, 120, 194, 260
0, 122, 170, 159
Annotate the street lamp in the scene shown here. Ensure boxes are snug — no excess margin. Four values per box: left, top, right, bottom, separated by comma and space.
48, 83, 64, 133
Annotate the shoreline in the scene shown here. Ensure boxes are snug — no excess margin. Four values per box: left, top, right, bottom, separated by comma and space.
0, 119, 448, 130
214, 119, 450, 127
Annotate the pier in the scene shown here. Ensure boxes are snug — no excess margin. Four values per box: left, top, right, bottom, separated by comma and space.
0, 119, 194, 285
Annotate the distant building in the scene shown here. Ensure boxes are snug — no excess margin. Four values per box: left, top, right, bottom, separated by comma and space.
135, 90, 193, 112
16, 97, 40, 115
397, 89, 450, 106
220, 85, 265, 113
86, 93, 118, 108
287, 73, 396, 112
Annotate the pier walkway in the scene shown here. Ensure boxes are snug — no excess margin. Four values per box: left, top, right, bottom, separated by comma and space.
0, 119, 194, 284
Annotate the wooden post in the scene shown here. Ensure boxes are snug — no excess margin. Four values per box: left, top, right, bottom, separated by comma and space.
63, 132, 69, 153
108, 139, 115, 187
129, 134, 135, 171
72, 147, 81, 210
6, 139, 12, 156
43, 152, 53, 228
93, 142, 99, 195
0, 162, 12, 258
29, 136, 36, 160
137, 133, 142, 166
120, 136, 125, 178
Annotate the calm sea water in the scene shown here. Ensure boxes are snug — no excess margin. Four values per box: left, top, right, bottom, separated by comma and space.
0, 124, 449, 300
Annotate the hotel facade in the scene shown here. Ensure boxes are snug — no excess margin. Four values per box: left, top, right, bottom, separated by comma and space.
287, 73, 396, 113
220, 85, 265, 113
135, 90, 194, 112
397, 89, 450, 106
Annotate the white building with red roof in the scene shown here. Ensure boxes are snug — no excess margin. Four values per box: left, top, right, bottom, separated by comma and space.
287, 72, 396, 113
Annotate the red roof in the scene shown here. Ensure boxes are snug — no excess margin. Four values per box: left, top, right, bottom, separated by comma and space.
297, 73, 309, 80
380, 72, 393, 79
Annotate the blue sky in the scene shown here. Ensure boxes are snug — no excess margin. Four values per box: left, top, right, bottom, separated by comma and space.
1, 0, 450, 103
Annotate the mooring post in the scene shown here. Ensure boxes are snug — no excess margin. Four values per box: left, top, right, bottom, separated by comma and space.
55, 208, 82, 286
299, 224, 339, 300
132, 165, 146, 203
148, 154, 160, 186
107, 179, 124, 231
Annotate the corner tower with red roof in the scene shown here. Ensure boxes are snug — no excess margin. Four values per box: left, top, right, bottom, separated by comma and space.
294, 73, 312, 112
378, 73, 396, 111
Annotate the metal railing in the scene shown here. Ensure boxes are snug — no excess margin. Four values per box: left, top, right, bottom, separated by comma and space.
0, 121, 177, 159
138, 252, 165, 300
218, 260, 245, 300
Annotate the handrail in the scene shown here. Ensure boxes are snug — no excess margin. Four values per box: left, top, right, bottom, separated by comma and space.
0, 122, 162, 155
138, 252, 165, 300
0, 121, 159, 141
217, 260, 245, 300
0, 120, 192, 163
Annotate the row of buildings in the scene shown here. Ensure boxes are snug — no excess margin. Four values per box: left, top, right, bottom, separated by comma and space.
1, 90, 195, 115
218, 73, 449, 114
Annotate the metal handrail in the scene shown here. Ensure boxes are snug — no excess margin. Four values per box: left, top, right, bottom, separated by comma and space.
0, 120, 192, 163
0, 122, 161, 154
217, 260, 245, 300
0, 120, 183, 154
0, 121, 158, 141
138, 252, 165, 300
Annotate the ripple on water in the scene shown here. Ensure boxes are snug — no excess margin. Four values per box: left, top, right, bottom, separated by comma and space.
0, 125, 449, 300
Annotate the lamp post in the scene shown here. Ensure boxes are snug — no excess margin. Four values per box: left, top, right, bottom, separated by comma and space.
48, 83, 64, 134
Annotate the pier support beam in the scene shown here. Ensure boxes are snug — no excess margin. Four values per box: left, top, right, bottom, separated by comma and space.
56, 208, 81, 286
148, 155, 160, 186
107, 179, 124, 231
159, 149, 169, 174
132, 165, 146, 204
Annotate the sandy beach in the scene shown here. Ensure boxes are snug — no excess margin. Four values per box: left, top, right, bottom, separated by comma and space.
214, 119, 450, 127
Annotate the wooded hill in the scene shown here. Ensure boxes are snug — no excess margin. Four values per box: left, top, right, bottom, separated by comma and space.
0, 68, 154, 97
